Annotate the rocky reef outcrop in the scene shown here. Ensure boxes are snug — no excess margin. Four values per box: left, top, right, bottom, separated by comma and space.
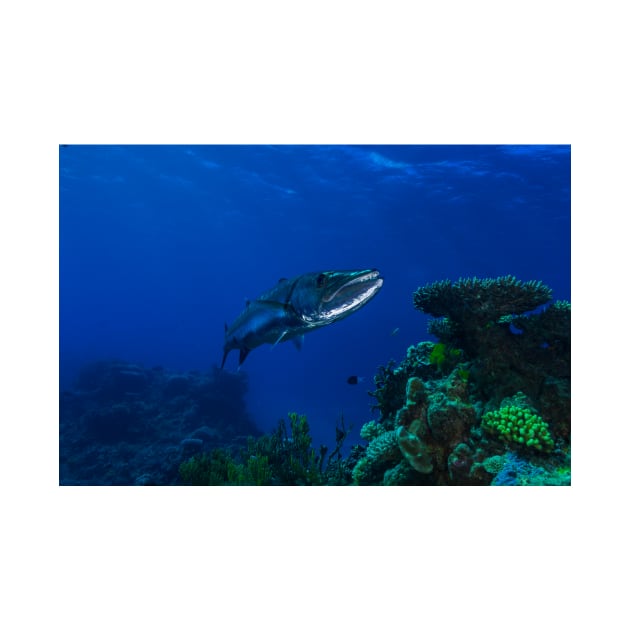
59, 361, 259, 485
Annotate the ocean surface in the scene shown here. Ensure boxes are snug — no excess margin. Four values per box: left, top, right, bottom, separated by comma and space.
59, 144, 570, 483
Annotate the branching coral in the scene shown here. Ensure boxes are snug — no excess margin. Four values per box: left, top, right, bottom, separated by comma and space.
482, 404, 554, 453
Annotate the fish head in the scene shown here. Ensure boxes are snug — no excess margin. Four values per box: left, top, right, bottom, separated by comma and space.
294, 269, 383, 326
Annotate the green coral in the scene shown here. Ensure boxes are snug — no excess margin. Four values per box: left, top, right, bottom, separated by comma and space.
482, 404, 554, 453
428, 342, 463, 373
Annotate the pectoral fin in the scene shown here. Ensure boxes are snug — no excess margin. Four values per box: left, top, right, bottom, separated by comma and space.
239, 348, 251, 365
273, 330, 288, 346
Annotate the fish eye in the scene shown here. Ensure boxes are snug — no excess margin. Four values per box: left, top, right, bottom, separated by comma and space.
316, 273, 327, 288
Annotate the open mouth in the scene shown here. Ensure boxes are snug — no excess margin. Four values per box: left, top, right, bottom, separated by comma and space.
322, 269, 383, 319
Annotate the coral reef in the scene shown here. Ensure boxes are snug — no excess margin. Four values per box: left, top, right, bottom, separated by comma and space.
352, 430, 400, 484
60, 360, 258, 485
412, 276, 552, 345
360, 275, 570, 485
60, 275, 570, 486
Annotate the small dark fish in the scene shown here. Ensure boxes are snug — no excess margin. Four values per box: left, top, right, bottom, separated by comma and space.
347, 375, 365, 385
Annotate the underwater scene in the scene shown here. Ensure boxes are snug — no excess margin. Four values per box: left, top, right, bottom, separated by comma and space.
59, 145, 570, 485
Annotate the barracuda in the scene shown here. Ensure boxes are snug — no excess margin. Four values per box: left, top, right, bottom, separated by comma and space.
221, 269, 384, 368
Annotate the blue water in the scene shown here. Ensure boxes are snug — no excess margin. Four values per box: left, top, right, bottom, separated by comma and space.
59, 144, 570, 451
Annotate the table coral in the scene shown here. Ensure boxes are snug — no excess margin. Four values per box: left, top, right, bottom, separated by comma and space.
412, 276, 570, 413
412, 275, 553, 357
413, 275, 552, 324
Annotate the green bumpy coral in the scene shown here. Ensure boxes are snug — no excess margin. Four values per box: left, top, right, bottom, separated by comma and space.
482, 405, 554, 453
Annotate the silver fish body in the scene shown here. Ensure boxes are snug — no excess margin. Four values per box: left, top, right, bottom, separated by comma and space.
221, 269, 383, 367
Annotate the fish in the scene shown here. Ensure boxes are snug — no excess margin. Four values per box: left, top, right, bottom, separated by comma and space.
222, 269, 384, 368
347, 376, 365, 385
390, 327, 400, 336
